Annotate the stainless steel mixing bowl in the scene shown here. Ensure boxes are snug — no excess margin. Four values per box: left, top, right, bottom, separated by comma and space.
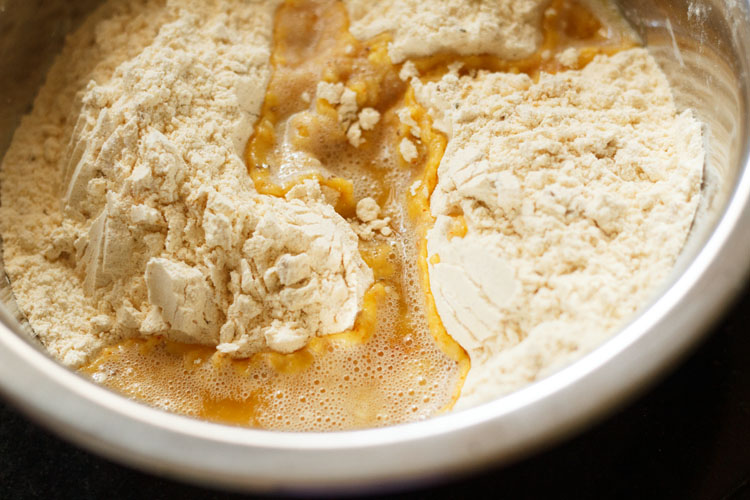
0, 0, 748, 494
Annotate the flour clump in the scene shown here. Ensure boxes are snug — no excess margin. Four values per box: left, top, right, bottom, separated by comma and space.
413, 48, 704, 408
0, 0, 373, 366
344, 0, 547, 63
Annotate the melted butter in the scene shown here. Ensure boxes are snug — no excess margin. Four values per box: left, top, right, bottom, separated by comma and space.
82, 0, 637, 431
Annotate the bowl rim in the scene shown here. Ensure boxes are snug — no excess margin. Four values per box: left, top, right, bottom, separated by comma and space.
0, 3, 749, 495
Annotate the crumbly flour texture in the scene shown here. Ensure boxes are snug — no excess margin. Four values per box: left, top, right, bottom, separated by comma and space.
411, 48, 704, 408
344, 0, 546, 63
0, 0, 704, 411
0, 0, 372, 366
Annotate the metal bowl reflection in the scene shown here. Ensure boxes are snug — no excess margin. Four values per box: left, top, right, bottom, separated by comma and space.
0, 0, 747, 494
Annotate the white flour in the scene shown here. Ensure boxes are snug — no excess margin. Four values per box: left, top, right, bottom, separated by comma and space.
412, 49, 704, 407
0, 0, 372, 366
344, 0, 547, 63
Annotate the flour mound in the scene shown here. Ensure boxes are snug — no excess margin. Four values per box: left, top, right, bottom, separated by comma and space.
414, 48, 704, 408
0, 0, 373, 366
219, 183, 373, 356
344, 0, 547, 63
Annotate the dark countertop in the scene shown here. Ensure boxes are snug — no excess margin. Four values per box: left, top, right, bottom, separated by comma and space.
0, 285, 749, 500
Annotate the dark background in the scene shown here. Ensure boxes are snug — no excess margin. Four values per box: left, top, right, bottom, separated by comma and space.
1, 285, 748, 500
